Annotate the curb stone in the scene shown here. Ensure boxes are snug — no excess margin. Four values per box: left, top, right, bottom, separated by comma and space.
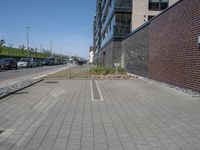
127, 73, 200, 96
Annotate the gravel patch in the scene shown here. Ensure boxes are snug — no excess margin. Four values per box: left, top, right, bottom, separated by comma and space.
0, 79, 42, 98
127, 73, 200, 96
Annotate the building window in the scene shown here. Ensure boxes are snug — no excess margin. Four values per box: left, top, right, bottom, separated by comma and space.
160, 0, 169, 10
149, 0, 159, 10
149, 0, 169, 11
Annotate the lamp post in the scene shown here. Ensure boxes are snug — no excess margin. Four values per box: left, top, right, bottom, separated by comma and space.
50, 39, 53, 51
26, 26, 31, 57
60, 46, 63, 64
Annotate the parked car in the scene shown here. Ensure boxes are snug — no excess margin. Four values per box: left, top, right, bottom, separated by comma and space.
42, 57, 55, 66
17, 58, 31, 68
0, 58, 18, 70
30, 59, 43, 67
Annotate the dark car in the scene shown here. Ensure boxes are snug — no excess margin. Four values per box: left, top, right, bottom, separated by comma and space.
30, 59, 43, 67
42, 57, 55, 66
0, 58, 18, 70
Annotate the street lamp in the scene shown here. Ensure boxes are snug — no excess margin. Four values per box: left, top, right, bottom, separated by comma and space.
26, 26, 30, 50
50, 39, 53, 51
26, 26, 31, 57
60, 46, 63, 64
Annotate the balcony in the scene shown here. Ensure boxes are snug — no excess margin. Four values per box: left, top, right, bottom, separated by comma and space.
113, 25, 130, 37
101, 25, 130, 47
115, 0, 132, 12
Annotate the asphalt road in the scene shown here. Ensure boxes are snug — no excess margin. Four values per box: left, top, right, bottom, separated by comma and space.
0, 65, 66, 82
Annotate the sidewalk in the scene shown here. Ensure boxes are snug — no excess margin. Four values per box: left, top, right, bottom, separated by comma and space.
0, 79, 199, 150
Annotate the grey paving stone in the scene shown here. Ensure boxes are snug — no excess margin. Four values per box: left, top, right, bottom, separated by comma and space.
0, 79, 199, 150
122, 142, 137, 150
108, 145, 123, 150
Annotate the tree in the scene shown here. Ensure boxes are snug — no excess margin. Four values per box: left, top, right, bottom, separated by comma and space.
34, 48, 38, 58
30, 48, 34, 58
19, 44, 25, 57
8, 43, 13, 48
0, 39, 5, 54
46, 50, 52, 57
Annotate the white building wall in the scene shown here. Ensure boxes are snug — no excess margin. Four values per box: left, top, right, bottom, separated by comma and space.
89, 51, 94, 63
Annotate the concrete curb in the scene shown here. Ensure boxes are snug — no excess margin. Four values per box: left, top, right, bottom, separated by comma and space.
0, 79, 44, 100
0, 66, 70, 100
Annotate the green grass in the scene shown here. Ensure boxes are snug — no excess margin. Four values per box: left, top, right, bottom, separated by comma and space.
45, 66, 90, 79
90, 66, 125, 75
0, 46, 48, 58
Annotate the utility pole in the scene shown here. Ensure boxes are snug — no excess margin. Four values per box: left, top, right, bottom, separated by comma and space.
60, 46, 63, 64
67, 51, 71, 78
26, 26, 30, 50
26, 26, 31, 57
40, 45, 43, 52
50, 39, 53, 52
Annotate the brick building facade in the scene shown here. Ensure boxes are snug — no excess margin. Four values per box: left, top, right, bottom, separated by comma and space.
122, 0, 200, 92
149, 0, 200, 91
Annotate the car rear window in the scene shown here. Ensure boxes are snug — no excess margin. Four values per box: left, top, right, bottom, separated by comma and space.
3, 59, 12, 63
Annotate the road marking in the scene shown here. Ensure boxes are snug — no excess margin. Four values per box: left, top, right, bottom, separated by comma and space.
90, 81, 94, 101
90, 80, 104, 101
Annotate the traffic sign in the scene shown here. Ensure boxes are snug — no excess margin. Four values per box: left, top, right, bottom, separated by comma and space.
114, 63, 120, 67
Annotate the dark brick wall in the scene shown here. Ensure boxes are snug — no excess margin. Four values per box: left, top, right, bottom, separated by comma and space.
122, 25, 149, 77
149, 0, 200, 91
100, 40, 122, 67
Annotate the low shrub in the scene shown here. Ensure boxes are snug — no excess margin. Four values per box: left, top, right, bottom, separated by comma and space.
90, 66, 125, 75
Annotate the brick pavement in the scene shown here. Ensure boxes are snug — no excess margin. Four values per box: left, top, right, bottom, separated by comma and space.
0, 79, 200, 150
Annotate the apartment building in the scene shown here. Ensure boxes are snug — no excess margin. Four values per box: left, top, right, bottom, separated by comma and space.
132, 0, 179, 30
100, 0, 132, 48
93, 0, 102, 64
98, 0, 132, 66
93, 0, 179, 66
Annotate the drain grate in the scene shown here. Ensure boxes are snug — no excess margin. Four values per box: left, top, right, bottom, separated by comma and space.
44, 81, 58, 84
0, 130, 4, 134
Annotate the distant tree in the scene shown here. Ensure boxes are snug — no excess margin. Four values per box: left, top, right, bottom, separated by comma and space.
30, 48, 34, 58
8, 43, 13, 48
34, 48, 38, 58
19, 44, 25, 57
41, 48, 47, 54
0, 39, 5, 46
0, 39, 5, 54
46, 50, 52, 57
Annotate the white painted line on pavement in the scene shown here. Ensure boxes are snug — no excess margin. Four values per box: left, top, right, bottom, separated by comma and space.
95, 80, 104, 101
90, 80, 94, 101
90, 80, 104, 102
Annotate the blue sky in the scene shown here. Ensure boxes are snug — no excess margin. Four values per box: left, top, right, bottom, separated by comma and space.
0, 0, 96, 58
